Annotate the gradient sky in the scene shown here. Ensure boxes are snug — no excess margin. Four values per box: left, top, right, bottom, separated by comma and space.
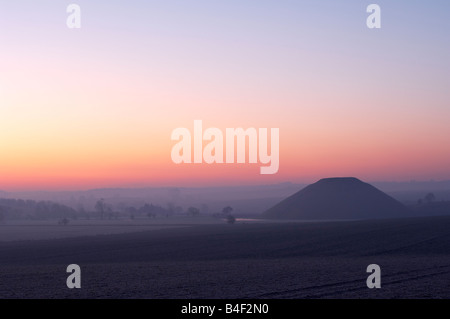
1, 1, 450, 190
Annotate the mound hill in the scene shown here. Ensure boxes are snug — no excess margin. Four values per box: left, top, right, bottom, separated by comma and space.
263, 177, 409, 220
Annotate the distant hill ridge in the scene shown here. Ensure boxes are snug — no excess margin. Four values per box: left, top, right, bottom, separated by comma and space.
263, 177, 410, 220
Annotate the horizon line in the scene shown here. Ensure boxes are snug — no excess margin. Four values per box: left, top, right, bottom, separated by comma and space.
2, 178, 450, 193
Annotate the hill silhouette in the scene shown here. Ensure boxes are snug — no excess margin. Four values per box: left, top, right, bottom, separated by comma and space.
263, 177, 410, 220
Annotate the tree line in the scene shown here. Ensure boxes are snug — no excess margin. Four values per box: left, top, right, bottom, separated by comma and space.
0, 198, 77, 221
0, 197, 237, 224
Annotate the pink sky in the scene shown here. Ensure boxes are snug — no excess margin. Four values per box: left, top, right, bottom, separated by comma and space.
1, 1, 449, 190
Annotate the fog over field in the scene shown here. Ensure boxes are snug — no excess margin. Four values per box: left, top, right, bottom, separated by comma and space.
0, 178, 450, 299
2, 180, 450, 218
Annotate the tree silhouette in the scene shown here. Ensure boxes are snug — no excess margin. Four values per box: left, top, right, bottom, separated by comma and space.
95, 199, 105, 219
187, 207, 200, 217
222, 206, 233, 215
425, 193, 436, 204
226, 215, 236, 224
58, 217, 69, 226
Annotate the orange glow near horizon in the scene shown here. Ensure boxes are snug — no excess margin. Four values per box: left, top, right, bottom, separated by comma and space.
2, 127, 450, 191
1, 2, 450, 191
2, 102, 450, 191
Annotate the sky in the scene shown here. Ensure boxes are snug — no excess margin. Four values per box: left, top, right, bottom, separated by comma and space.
1, 1, 450, 191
